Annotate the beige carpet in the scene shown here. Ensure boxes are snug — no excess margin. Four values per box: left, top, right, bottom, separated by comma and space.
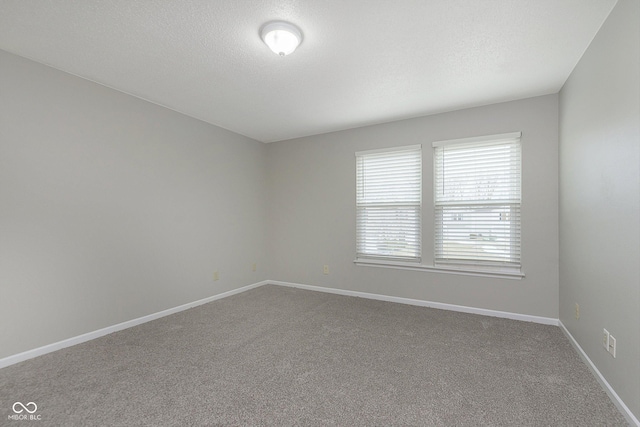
0, 285, 627, 426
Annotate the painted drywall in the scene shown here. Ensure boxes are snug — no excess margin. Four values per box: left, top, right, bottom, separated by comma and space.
266, 95, 559, 318
0, 50, 268, 359
559, 0, 640, 419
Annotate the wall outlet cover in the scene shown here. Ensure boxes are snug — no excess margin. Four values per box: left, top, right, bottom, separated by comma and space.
608, 335, 616, 358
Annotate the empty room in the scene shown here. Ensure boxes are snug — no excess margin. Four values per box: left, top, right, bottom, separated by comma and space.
1, 0, 638, 425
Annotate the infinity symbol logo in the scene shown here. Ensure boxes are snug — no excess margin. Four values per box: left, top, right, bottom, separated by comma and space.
12, 402, 37, 414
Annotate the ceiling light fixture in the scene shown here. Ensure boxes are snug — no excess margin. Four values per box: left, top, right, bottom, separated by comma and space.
260, 21, 303, 56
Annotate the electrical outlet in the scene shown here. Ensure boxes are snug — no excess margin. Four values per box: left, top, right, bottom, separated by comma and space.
575, 303, 580, 320
323, 265, 329, 275
213, 270, 219, 281
608, 335, 616, 358
252, 263, 256, 272
603, 329, 609, 350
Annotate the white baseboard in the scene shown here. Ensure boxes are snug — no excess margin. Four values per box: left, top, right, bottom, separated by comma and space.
4, 278, 634, 424
0, 279, 558, 370
559, 321, 639, 426
0, 280, 269, 369
271, 281, 637, 423
268, 280, 559, 325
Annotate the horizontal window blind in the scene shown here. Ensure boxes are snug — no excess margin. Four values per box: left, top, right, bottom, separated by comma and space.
356, 145, 422, 262
433, 133, 521, 269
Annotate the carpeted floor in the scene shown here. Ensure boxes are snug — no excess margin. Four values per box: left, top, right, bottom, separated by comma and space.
0, 285, 628, 426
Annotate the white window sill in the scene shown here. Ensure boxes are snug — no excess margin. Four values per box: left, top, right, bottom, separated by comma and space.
353, 258, 524, 280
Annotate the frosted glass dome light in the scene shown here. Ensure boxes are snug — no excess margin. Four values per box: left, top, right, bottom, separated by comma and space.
261, 21, 303, 56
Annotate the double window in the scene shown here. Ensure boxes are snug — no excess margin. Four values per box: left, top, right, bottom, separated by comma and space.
356, 132, 522, 274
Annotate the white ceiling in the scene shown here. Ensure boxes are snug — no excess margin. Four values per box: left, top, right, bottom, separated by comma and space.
0, 1, 616, 142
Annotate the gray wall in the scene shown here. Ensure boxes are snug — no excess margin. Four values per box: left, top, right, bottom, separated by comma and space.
267, 95, 559, 318
559, 0, 640, 419
0, 50, 268, 359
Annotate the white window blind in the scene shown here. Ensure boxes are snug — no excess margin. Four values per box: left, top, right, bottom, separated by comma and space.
433, 132, 521, 270
356, 145, 422, 262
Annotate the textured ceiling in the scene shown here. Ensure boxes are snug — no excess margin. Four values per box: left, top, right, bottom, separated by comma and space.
0, 0, 616, 142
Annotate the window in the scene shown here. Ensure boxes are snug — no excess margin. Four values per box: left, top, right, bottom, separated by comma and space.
433, 132, 521, 271
356, 145, 422, 262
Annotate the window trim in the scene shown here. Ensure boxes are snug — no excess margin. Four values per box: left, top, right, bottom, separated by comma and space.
432, 132, 522, 148
353, 258, 525, 280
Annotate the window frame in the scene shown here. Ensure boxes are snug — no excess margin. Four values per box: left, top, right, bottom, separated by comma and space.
432, 132, 522, 273
353, 134, 524, 280
355, 144, 423, 263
